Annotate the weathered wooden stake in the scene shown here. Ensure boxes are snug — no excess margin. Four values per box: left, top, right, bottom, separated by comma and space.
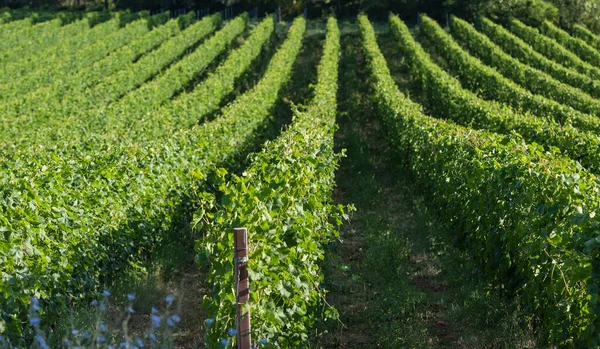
234, 228, 251, 349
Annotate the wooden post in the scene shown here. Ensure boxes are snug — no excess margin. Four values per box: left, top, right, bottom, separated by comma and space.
234, 228, 251, 349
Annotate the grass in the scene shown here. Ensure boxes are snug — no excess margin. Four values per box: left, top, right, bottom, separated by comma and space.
314, 33, 538, 348
28, 240, 207, 348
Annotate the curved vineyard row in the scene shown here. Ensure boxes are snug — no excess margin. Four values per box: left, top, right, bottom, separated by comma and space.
419, 14, 600, 135
0, 12, 144, 85
0, 13, 196, 132
363, 13, 599, 346
541, 20, 600, 68
0, 11, 109, 65
18, 12, 244, 146
400, 14, 600, 173
131, 14, 275, 136
91, 13, 249, 136
0, 14, 304, 338
0, 14, 245, 212
572, 23, 600, 52
0, 12, 81, 54
199, 16, 341, 348
0, 13, 165, 102
476, 17, 600, 100
0, 11, 196, 133
446, 16, 600, 116
0, 13, 220, 144
509, 18, 600, 80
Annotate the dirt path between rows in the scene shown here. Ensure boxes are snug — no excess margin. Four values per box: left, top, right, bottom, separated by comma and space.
314, 33, 537, 349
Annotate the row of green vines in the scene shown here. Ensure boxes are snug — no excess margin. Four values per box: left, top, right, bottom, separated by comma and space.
196, 16, 348, 348
361, 13, 600, 346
